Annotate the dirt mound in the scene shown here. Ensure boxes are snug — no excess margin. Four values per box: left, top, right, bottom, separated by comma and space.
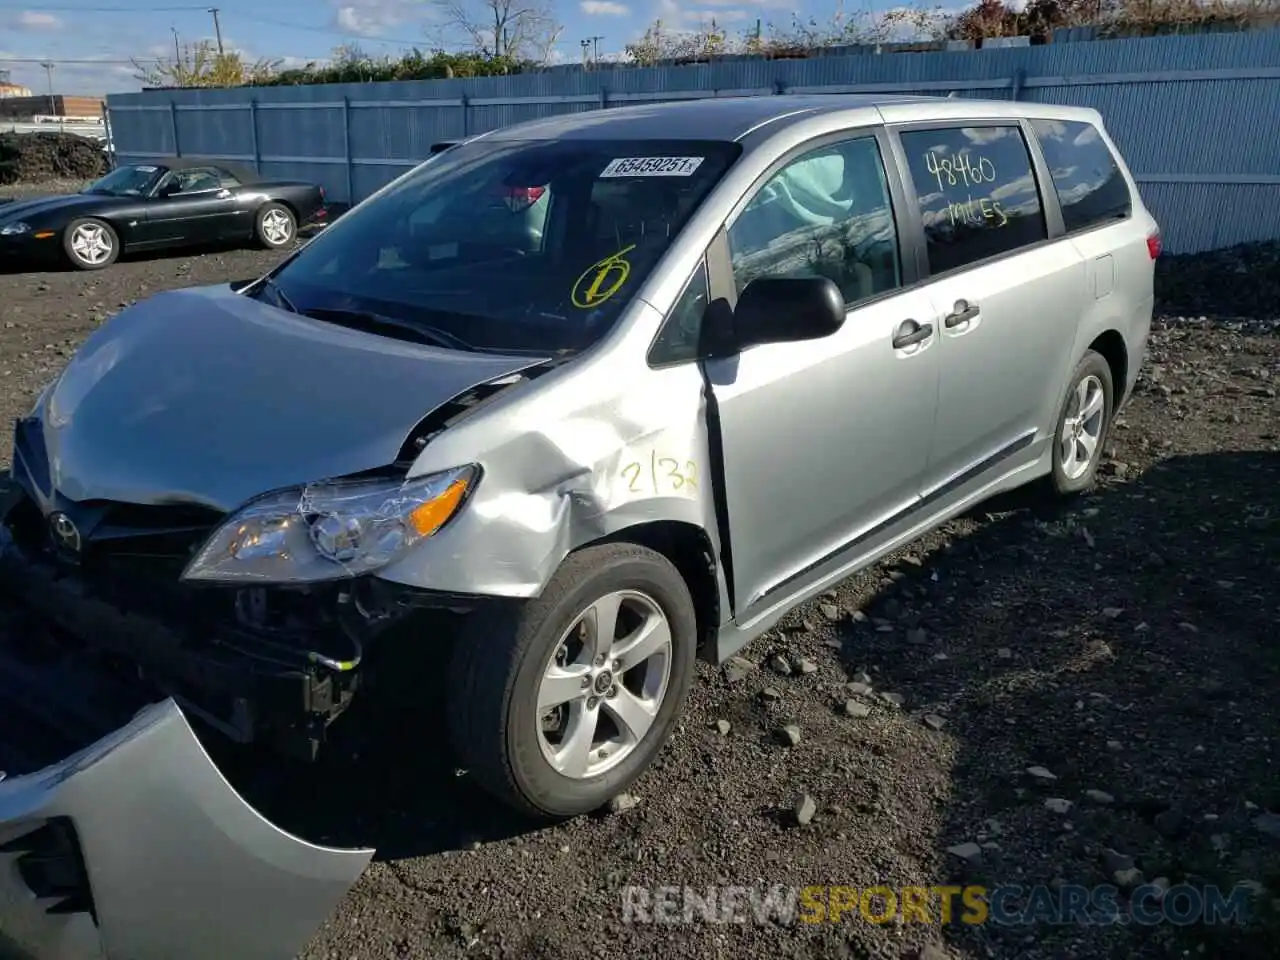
0, 132, 108, 186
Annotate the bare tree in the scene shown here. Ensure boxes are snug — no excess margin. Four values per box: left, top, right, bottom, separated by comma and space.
429, 0, 564, 63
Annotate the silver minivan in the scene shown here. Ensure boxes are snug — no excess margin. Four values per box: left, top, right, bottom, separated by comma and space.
1, 95, 1156, 957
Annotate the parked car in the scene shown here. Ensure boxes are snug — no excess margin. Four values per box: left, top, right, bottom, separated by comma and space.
0, 157, 327, 270
1, 94, 1154, 958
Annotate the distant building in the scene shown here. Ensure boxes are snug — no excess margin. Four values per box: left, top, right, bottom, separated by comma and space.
0, 94, 104, 121
0, 82, 35, 99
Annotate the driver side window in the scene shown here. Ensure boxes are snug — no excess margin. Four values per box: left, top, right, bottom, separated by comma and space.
160, 167, 222, 195
727, 135, 902, 307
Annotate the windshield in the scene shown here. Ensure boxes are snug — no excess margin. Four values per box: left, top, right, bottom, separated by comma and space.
258, 138, 741, 354
85, 164, 164, 197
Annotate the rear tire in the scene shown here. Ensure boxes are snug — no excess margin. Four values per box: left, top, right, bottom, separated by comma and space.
446, 543, 698, 821
254, 203, 296, 249
1048, 349, 1114, 497
62, 217, 119, 270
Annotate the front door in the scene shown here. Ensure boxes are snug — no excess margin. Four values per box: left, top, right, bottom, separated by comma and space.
142, 166, 240, 245
890, 122, 1087, 495
702, 131, 941, 622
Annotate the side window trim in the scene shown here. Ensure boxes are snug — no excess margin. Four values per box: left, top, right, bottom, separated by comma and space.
885, 118, 1060, 284
1024, 116, 1134, 240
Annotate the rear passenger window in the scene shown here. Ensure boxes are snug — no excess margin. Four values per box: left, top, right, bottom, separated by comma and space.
899, 125, 1047, 276
728, 135, 901, 307
1028, 119, 1131, 233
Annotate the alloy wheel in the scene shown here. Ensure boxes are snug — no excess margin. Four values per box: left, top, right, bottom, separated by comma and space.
1059, 373, 1106, 481
536, 590, 673, 780
70, 223, 112, 265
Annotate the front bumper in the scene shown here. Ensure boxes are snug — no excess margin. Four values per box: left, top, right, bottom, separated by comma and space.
0, 475, 374, 959
0, 698, 372, 960
0, 233, 57, 265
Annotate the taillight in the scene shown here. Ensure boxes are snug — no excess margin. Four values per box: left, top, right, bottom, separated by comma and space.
1146, 230, 1161, 260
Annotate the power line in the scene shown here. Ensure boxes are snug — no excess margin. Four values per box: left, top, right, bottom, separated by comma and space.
0, 2, 435, 49
0, 3, 207, 9
0, 56, 165, 64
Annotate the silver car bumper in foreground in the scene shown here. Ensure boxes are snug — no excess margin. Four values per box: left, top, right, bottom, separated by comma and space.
1, 697, 373, 960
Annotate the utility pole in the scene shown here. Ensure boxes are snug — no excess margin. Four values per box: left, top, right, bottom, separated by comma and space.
580, 38, 590, 69
39, 61, 60, 131
172, 26, 181, 64
589, 35, 603, 65
208, 7, 225, 55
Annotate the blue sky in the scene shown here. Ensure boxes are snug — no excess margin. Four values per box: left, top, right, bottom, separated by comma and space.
0, 0, 917, 97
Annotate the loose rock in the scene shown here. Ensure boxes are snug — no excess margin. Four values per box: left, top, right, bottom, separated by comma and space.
776, 724, 802, 747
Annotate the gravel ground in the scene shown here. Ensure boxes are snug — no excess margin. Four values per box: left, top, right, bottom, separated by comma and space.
2, 178, 1278, 960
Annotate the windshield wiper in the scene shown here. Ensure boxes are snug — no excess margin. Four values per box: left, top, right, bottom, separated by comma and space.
301, 307, 478, 352
257, 277, 298, 313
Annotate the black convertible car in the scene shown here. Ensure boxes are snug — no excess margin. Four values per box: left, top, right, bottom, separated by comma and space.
0, 157, 328, 270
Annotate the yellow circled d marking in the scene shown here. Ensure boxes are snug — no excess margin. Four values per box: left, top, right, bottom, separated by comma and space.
571, 244, 636, 309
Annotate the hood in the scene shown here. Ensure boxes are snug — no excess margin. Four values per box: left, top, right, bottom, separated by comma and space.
38, 284, 546, 512
0, 193, 129, 221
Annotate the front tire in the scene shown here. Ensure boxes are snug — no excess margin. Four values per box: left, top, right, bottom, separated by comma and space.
1049, 349, 1114, 497
63, 217, 119, 270
447, 543, 698, 820
254, 203, 296, 249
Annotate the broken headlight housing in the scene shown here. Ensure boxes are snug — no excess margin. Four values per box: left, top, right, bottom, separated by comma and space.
181, 465, 479, 584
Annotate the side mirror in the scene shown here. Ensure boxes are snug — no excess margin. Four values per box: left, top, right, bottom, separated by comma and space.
157, 181, 179, 198
732, 276, 845, 351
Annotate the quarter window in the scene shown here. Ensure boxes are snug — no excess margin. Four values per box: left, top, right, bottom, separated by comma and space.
899, 125, 1046, 275
649, 259, 710, 365
1028, 119, 1131, 233
728, 136, 902, 307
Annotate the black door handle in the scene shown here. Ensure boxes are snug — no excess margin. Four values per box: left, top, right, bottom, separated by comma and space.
945, 299, 979, 327
892, 320, 933, 349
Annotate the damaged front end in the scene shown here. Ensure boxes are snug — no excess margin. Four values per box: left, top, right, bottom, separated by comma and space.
0, 475, 379, 959
0, 647, 373, 960
2, 467, 404, 763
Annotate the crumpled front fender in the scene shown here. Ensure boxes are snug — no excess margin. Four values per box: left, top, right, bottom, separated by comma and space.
0, 698, 373, 960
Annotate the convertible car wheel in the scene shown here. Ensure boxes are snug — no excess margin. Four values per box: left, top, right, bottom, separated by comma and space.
63, 217, 119, 270
255, 203, 296, 249
446, 543, 697, 820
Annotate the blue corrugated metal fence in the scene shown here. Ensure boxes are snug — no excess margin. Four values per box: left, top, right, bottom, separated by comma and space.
104, 29, 1280, 254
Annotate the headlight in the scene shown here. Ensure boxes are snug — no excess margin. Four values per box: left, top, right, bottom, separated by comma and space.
181, 465, 479, 584
0, 222, 30, 236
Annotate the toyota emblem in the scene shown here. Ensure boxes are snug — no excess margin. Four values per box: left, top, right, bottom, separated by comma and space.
49, 512, 82, 553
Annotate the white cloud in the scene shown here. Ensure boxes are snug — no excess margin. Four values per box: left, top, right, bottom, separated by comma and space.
332, 0, 430, 38
13, 10, 63, 30
581, 0, 630, 14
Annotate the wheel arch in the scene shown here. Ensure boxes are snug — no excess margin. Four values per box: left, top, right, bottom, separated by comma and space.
578, 520, 723, 663
1087, 329, 1128, 406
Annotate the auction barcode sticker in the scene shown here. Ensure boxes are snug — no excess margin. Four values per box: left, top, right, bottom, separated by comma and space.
599, 156, 705, 178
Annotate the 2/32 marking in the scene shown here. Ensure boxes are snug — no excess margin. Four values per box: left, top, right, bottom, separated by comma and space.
621, 452, 698, 495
